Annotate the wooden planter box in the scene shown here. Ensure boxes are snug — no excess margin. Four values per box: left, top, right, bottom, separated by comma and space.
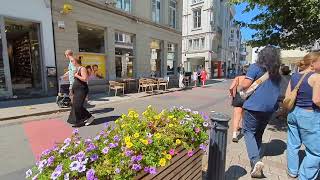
135, 148, 203, 180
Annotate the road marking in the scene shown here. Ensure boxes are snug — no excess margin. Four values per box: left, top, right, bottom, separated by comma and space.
22, 119, 72, 160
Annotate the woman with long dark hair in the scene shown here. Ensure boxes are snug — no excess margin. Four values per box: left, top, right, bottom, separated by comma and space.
67, 58, 94, 127
239, 46, 281, 178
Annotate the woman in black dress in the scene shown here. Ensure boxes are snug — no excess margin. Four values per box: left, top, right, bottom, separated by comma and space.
67, 58, 94, 126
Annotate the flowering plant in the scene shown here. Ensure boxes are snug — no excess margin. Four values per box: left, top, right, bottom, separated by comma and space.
26, 106, 209, 180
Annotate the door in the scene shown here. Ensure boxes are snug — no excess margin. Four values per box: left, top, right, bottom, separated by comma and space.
0, 17, 13, 97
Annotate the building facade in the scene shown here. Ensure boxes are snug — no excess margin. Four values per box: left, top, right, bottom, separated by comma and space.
0, 0, 56, 99
228, 24, 241, 75
52, 0, 182, 92
182, 0, 236, 78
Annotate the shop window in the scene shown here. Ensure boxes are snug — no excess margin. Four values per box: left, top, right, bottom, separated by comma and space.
115, 32, 135, 78
188, 39, 192, 49
169, 0, 177, 28
167, 43, 176, 75
5, 18, 42, 95
150, 40, 162, 77
152, 0, 161, 23
78, 24, 105, 53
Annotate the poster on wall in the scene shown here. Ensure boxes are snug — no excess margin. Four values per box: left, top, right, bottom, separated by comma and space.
79, 53, 106, 81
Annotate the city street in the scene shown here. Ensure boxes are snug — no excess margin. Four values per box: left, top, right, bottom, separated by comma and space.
0, 80, 290, 180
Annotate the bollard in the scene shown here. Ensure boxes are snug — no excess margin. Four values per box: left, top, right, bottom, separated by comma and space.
207, 112, 231, 180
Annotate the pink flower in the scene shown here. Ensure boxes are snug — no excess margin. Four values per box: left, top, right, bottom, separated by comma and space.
187, 150, 194, 157
195, 127, 200, 133
169, 149, 175, 156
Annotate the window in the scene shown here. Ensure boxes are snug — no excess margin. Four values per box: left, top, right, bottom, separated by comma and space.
201, 38, 205, 49
152, 0, 161, 23
115, 32, 135, 78
150, 40, 162, 77
193, 39, 200, 49
78, 24, 105, 53
230, 29, 234, 40
169, 0, 177, 28
193, 9, 201, 28
189, 40, 193, 49
191, 0, 203, 4
116, 0, 131, 12
167, 43, 176, 75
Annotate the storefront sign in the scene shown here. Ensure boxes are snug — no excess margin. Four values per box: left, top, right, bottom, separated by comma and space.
79, 53, 106, 81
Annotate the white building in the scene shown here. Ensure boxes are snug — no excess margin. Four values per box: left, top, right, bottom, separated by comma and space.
182, 0, 236, 78
229, 24, 242, 74
0, 0, 56, 99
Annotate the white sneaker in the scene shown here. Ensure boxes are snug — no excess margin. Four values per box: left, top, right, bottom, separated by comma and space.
251, 161, 264, 178
85, 116, 95, 126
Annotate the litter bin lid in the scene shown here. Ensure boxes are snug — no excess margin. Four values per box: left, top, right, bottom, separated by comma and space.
210, 112, 230, 122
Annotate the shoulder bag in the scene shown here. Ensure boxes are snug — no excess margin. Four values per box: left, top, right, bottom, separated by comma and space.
238, 72, 269, 100
282, 73, 308, 111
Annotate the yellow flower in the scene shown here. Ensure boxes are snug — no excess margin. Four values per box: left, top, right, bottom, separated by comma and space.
115, 119, 119, 124
121, 114, 126, 118
155, 133, 161, 139
161, 151, 167, 155
147, 105, 152, 109
173, 118, 177, 121
121, 124, 126, 128
140, 139, 148, 145
142, 111, 147, 116
168, 115, 174, 119
125, 136, 131, 143
134, 114, 139, 118
169, 124, 174, 128
166, 154, 172, 160
134, 133, 140, 138
176, 139, 181, 145
126, 142, 133, 148
159, 158, 166, 167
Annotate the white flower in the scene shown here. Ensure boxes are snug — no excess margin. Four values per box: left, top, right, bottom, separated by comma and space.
193, 111, 199, 114
64, 173, 69, 180
203, 122, 209, 127
32, 173, 39, 180
25, 169, 32, 178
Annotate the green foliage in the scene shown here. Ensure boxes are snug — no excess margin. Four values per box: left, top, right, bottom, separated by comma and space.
230, 0, 320, 49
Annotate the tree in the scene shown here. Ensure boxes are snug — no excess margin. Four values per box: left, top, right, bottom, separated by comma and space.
231, 0, 320, 49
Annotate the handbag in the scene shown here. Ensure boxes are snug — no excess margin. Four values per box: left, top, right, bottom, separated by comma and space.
282, 73, 308, 111
238, 72, 269, 100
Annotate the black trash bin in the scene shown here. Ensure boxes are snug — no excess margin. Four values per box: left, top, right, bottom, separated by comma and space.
207, 112, 231, 180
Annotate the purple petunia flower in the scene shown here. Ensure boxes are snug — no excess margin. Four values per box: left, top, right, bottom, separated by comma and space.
38, 159, 47, 170
131, 156, 137, 162
94, 135, 101, 141
64, 173, 69, 180
86, 169, 96, 180
52, 145, 59, 152
144, 167, 150, 173
81, 158, 89, 165
136, 155, 143, 161
125, 150, 133, 157
25, 169, 32, 178
132, 164, 142, 171
86, 143, 97, 152
50, 171, 61, 180
32, 173, 39, 180
113, 135, 120, 142
69, 155, 76, 161
102, 147, 109, 154
41, 149, 51, 157
115, 168, 121, 174
104, 122, 109, 128
90, 154, 99, 162
109, 143, 118, 148
76, 151, 85, 162
47, 156, 55, 166
78, 164, 86, 173
72, 128, 79, 135
64, 138, 71, 144
199, 144, 206, 151
149, 167, 157, 174
85, 139, 92, 144
148, 139, 153, 144
99, 130, 105, 135
187, 150, 194, 157
69, 161, 81, 171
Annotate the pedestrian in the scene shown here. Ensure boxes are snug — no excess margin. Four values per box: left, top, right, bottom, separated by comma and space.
177, 64, 185, 88
239, 46, 281, 178
200, 68, 208, 87
229, 65, 248, 142
285, 52, 320, 179
67, 58, 95, 127
63, 50, 76, 99
197, 66, 202, 85
192, 69, 198, 87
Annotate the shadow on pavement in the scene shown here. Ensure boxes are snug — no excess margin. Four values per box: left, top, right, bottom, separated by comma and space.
262, 139, 287, 157
225, 165, 247, 179
267, 117, 288, 132
90, 116, 120, 126
89, 108, 114, 115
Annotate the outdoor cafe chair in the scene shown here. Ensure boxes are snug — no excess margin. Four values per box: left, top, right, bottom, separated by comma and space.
108, 81, 125, 96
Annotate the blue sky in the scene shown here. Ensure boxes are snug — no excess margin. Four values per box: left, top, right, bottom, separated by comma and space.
235, 3, 261, 41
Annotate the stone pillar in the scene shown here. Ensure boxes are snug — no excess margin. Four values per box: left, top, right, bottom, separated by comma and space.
135, 33, 151, 78
106, 27, 116, 80
162, 41, 168, 77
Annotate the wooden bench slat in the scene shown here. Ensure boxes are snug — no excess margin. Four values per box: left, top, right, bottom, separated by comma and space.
179, 159, 202, 180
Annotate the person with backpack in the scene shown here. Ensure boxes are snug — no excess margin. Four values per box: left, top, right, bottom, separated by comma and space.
285, 52, 320, 179
238, 46, 281, 178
